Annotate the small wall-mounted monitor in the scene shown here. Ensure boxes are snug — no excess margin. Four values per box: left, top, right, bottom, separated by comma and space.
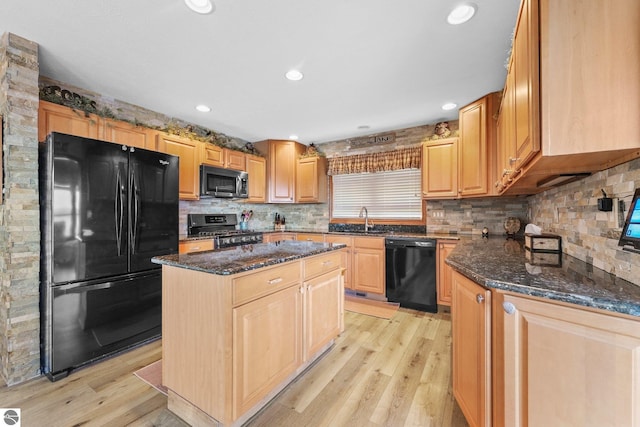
619, 188, 640, 254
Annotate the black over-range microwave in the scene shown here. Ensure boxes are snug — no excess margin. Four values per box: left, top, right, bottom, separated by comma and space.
200, 165, 248, 198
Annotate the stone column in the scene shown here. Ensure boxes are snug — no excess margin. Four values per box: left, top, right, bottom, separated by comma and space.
0, 33, 40, 385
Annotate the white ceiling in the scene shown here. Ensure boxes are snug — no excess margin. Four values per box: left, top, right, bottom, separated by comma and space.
0, 0, 520, 144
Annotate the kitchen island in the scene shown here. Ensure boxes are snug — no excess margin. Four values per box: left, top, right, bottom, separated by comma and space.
152, 240, 346, 427
445, 237, 640, 427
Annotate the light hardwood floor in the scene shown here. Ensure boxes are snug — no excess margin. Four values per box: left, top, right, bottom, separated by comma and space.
0, 308, 468, 427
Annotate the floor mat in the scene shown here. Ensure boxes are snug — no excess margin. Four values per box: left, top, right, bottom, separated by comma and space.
344, 296, 399, 319
134, 359, 167, 395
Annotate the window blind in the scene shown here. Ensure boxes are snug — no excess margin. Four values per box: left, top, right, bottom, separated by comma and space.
332, 169, 422, 219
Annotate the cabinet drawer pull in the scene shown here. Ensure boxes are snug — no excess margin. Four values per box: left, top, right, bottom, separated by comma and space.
476, 294, 485, 304
322, 261, 333, 266
503, 302, 516, 315
268, 277, 283, 285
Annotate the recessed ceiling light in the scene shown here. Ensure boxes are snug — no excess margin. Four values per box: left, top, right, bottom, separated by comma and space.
442, 102, 458, 111
184, 0, 214, 15
289, 134, 299, 140
357, 125, 370, 130
195, 104, 211, 112
285, 69, 304, 81
447, 3, 477, 25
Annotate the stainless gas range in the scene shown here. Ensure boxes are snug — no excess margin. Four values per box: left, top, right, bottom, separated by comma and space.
187, 213, 263, 249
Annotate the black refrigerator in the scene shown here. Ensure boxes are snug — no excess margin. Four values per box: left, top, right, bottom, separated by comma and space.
39, 132, 179, 380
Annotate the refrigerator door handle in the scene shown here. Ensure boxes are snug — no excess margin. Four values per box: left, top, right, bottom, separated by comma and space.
115, 171, 123, 256
130, 166, 139, 254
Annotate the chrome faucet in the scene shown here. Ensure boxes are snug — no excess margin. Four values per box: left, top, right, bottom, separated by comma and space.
359, 206, 374, 231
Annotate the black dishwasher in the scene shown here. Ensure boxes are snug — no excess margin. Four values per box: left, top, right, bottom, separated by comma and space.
385, 237, 437, 312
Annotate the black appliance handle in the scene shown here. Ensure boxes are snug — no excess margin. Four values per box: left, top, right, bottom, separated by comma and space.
115, 171, 123, 256
130, 165, 139, 254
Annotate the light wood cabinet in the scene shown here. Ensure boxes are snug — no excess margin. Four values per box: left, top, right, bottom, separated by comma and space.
245, 154, 266, 203
499, 293, 640, 427
296, 156, 328, 203
263, 232, 296, 243
200, 144, 246, 170
101, 118, 158, 150
352, 236, 385, 295
325, 235, 353, 290
162, 250, 344, 426
296, 233, 325, 243
497, 0, 640, 195
200, 143, 224, 167
233, 285, 303, 417
422, 137, 458, 199
225, 149, 246, 171
255, 139, 305, 203
303, 264, 343, 361
39, 100, 159, 151
38, 100, 99, 141
436, 241, 457, 306
452, 270, 492, 427
159, 133, 200, 200
458, 93, 500, 197
178, 239, 214, 254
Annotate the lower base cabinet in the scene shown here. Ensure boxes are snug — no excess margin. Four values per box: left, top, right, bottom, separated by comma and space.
452, 271, 640, 427
233, 286, 303, 417
499, 293, 640, 427
452, 271, 492, 427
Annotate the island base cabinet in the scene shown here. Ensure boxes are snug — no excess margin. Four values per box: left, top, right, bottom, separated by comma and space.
162, 250, 344, 427
452, 271, 491, 427
304, 270, 343, 361
233, 286, 303, 418
500, 293, 640, 427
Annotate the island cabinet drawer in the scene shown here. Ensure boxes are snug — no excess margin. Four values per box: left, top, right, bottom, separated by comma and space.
303, 251, 342, 280
233, 263, 301, 306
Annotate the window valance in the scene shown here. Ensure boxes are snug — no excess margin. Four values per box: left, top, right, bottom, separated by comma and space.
327, 145, 421, 175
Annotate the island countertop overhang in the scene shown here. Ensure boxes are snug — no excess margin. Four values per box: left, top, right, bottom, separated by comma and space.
152, 240, 347, 275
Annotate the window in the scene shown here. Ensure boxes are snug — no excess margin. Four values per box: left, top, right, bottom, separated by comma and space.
332, 169, 422, 220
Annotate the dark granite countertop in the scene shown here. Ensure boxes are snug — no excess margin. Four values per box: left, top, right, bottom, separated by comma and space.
153, 240, 346, 275
179, 230, 460, 242
446, 237, 640, 318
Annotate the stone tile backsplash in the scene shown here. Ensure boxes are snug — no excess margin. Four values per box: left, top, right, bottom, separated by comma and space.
426, 197, 530, 236
528, 157, 640, 285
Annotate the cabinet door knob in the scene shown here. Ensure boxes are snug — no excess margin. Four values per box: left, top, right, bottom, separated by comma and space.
476, 294, 484, 304
503, 302, 516, 315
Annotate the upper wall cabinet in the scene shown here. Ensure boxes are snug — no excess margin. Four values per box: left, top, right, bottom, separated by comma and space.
38, 100, 99, 141
245, 153, 266, 203
423, 92, 499, 200
200, 143, 247, 171
458, 92, 500, 197
422, 137, 458, 199
296, 156, 328, 203
101, 118, 159, 150
254, 139, 306, 203
497, 0, 640, 195
39, 101, 158, 150
158, 133, 200, 201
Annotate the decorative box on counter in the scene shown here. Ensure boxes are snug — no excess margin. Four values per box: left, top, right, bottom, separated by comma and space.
525, 233, 562, 253
525, 249, 562, 267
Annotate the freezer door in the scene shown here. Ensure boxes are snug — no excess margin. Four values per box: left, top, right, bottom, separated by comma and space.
47, 133, 130, 284
129, 148, 179, 272
42, 271, 162, 378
